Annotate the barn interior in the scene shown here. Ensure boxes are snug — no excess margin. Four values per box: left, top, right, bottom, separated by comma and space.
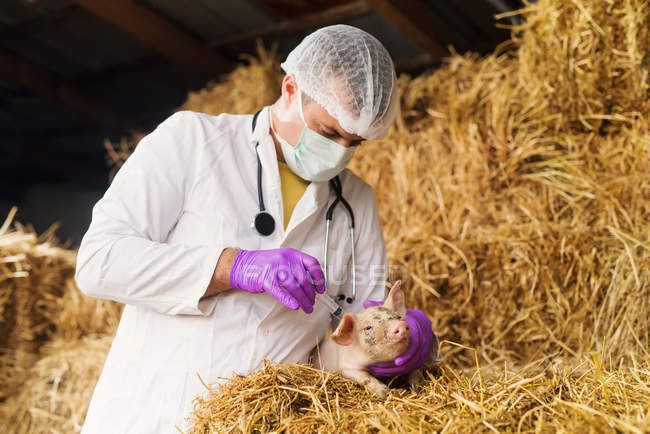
0, 0, 516, 246
1, 0, 649, 433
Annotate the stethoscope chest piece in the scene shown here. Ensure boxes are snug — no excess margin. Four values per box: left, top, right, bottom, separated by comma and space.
251, 109, 276, 236
253, 211, 275, 236
249, 107, 357, 303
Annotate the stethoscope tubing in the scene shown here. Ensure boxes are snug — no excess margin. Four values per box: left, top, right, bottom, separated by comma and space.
251, 108, 356, 304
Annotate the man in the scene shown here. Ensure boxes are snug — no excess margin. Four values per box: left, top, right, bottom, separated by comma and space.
75, 25, 433, 432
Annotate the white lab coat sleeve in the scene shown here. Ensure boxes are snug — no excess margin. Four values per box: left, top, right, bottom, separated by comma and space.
74, 111, 223, 316
347, 182, 388, 313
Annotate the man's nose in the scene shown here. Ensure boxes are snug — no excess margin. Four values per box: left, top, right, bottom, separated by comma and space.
335, 138, 361, 148
334, 138, 352, 148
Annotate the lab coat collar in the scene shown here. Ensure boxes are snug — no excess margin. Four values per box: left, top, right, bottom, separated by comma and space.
251, 106, 331, 240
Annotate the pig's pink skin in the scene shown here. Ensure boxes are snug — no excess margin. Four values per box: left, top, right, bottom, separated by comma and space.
311, 337, 368, 372
391, 322, 409, 342
310, 281, 412, 398
311, 306, 410, 372
311, 312, 410, 372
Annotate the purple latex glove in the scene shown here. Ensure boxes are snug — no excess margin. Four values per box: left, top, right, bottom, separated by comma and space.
363, 299, 437, 377
229, 248, 325, 313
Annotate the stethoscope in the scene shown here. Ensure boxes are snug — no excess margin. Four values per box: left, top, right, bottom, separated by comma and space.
250, 108, 357, 304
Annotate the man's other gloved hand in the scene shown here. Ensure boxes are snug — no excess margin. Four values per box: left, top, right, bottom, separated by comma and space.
229, 248, 326, 313
363, 299, 437, 377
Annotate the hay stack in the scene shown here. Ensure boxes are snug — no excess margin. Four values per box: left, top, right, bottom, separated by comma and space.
0, 336, 113, 434
0, 207, 122, 431
356, 0, 650, 367
2, 0, 649, 431
0, 207, 121, 353
188, 358, 649, 433
185, 0, 649, 431
169, 0, 649, 368
178, 41, 283, 116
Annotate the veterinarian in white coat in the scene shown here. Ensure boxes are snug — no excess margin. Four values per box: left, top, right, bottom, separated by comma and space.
76, 25, 400, 432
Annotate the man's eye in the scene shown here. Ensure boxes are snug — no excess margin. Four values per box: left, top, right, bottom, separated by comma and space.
364, 325, 372, 331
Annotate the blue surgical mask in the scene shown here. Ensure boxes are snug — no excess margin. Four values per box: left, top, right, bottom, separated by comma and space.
271, 89, 356, 182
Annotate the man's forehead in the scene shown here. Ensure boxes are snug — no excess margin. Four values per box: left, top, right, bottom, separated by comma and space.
317, 115, 362, 140
309, 99, 363, 140
309, 75, 362, 139
329, 75, 357, 117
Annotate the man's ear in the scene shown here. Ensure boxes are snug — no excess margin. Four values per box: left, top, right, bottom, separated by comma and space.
330, 314, 356, 346
280, 73, 299, 107
382, 280, 406, 317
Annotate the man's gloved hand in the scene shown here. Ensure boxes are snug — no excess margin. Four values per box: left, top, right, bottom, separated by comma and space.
363, 299, 437, 377
229, 248, 326, 313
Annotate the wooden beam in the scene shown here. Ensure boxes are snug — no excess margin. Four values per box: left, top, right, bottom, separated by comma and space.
0, 48, 129, 130
84, 2, 370, 83
0, 6, 87, 43
76, 53, 168, 84
363, 0, 451, 60
395, 53, 436, 73
212, 1, 372, 48
451, 0, 511, 41
253, 0, 352, 19
76, 2, 370, 87
393, 36, 510, 73
73, 0, 233, 77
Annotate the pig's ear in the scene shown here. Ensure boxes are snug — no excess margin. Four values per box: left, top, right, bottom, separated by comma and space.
383, 280, 406, 317
330, 314, 356, 346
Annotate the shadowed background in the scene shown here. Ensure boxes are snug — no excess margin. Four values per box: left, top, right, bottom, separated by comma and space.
0, 0, 520, 246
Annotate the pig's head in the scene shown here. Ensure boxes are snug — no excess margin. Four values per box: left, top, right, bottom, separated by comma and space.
330, 281, 410, 365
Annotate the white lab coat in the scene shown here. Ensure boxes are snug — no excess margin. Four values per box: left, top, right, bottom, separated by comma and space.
74, 106, 387, 433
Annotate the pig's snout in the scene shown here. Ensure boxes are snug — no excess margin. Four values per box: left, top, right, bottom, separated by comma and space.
390, 321, 409, 342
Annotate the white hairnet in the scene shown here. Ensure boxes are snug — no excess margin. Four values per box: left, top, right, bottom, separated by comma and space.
281, 24, 399, 140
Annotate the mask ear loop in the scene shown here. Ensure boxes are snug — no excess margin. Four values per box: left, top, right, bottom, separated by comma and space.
297, 87, 307, 126
270, 93, 305, 148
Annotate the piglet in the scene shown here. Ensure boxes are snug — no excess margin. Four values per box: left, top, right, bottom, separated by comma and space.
311, 281, 435, 399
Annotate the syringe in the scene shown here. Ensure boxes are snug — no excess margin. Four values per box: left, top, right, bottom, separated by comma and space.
315, 292, 343, 328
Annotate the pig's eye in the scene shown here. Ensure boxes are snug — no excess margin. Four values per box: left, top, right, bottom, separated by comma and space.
364, 325, 372, 331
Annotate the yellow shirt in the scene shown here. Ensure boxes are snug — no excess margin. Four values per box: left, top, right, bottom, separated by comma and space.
277, 161, 310, 229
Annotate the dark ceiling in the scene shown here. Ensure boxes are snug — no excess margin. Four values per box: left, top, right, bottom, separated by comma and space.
0, 0, 524, 245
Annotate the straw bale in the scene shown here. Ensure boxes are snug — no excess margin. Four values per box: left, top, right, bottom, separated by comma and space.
182, 0, 649, 431
0, 206, 121, 425
0, 206, 122, 354
165, 0, 649, 368
5, 0, 650, 431
0, 347, 38, 404
187, 357, 649, 433
0, 336, 113, 434
356, 0, 650, 367
178, 41, 283, 117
